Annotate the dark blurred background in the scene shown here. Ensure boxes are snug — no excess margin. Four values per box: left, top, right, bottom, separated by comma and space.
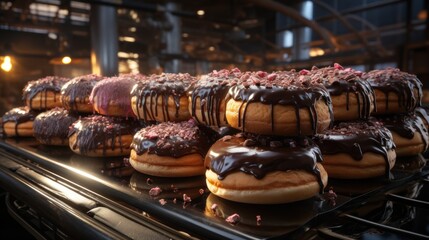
0, 0, 428, 115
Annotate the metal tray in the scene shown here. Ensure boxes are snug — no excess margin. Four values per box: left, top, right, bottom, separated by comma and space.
0, 138, 428, 239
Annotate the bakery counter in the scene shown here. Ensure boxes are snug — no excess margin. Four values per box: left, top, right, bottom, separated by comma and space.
0, 138, 428, 239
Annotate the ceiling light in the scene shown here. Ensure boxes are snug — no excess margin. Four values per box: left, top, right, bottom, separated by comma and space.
182, 33, 189, 38
208, 46, 215, 51
129, 27, 136, 32
61, 56, 72, 64
1, 56, 12, 72
48, 32, 57, 40
197, 10, 205, 16
119, 36, 136, 42
309, 48, 325, 57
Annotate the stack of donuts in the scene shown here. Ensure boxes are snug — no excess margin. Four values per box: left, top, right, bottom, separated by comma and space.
1, 63, 427, 206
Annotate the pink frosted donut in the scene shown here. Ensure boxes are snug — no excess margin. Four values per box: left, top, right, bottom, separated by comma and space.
89, 76, 138, 117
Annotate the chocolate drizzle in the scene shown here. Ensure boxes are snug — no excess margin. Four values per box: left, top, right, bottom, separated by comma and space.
205, 133, 325, 193
379, 114, 429, 151
33, 107, 78, 145
89, 76, 138, 118
191, 68, 242, 127
61, 74, 104, 112
130, 73, 195, 122
303, 63, 375, 120
227, 80, 333, 135
1, 106, 38, 136
69, 115, 144, 156
314, 121, 395, 177
364, 68, 423, 113
22, 76, 70, 110
131, 119, 211, 158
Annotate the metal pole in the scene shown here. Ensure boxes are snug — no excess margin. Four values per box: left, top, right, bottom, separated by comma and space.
90, 4, 119, 76
163, 2, 181, 73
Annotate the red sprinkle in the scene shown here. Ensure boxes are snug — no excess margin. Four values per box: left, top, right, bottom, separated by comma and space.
225, 213, 240, 225
159, 199, 167, 205
149, 187, 162, 197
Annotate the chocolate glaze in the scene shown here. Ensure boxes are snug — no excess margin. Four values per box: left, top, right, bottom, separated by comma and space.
131, 119, 211, 158
415, 107, 429, 128
364, 68, 423, 113
130, 73, 196, 122
22, 76, 70, 109
61, 74, 104, 112
89, 76, 137, 118
227, 71, 333, 135
33, 107, 78, 145
303, 63, 375, 120
1, 106, 38, 137
190, 68, 242, 126
69, 115, 144, 156
205, 133, 325, 193
314, 121, 395, 177
378, 114, 429, 151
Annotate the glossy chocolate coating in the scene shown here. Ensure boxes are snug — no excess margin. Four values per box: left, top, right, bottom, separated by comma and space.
227, 72, 333, 135
33, 107, 78, 145
379, 114, 429, 151
364, 68, 422, 113
304, 63, 375, 120
314, 121, 395, 177
22, 76, 70, 109
205, 133, 325, 192
1, 106, 38, 137
131, 119, 211, 158
61, 74, 104, 112
130, 73, 196, 122
190, 68, 242, 127
69, 115, 144, 156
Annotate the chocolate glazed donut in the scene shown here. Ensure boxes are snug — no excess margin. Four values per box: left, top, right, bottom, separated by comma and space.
190, 68, 242, 127
205, 133, 328, 204
314, 121, 396, 179
379, 114, 429, 157
207, 134, 324, 187
1, 107, 38, 137
60, 74, 104, 113
130, 73, 195, 122
364, 68, 423, 114
226, 71, 333, 136
69, 115, 144, 157
23, 76, 70, 110
304, 63, 375, 121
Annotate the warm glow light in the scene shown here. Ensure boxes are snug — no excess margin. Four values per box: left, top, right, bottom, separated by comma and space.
182, 33, 189, 38
309, 48, 325, 57
1, 56, 12, 72
62, 56, 72, 64
119, 36, 136, 42
197, 10, 205, 16
208, 46, 215, 51
129, 27, 136, 32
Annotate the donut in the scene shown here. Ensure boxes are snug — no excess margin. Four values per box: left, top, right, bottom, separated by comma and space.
60, 74, 104, 113
378, 114, 429, 157
33, 107, 78, 146
225, 70, 333, 136
1, 106, 38, 137
363, 68, 423, 115
190, 68, 242, 127
130, 73, 196, 122
204, 133, 328, 204
130, 120, 211, 177
68, 115, 144, 157
129, 172, 206, 200
303, 63, 375, 121
89, 76, 138, 117
314, 121, 396, 179
23, 76, 70, 110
